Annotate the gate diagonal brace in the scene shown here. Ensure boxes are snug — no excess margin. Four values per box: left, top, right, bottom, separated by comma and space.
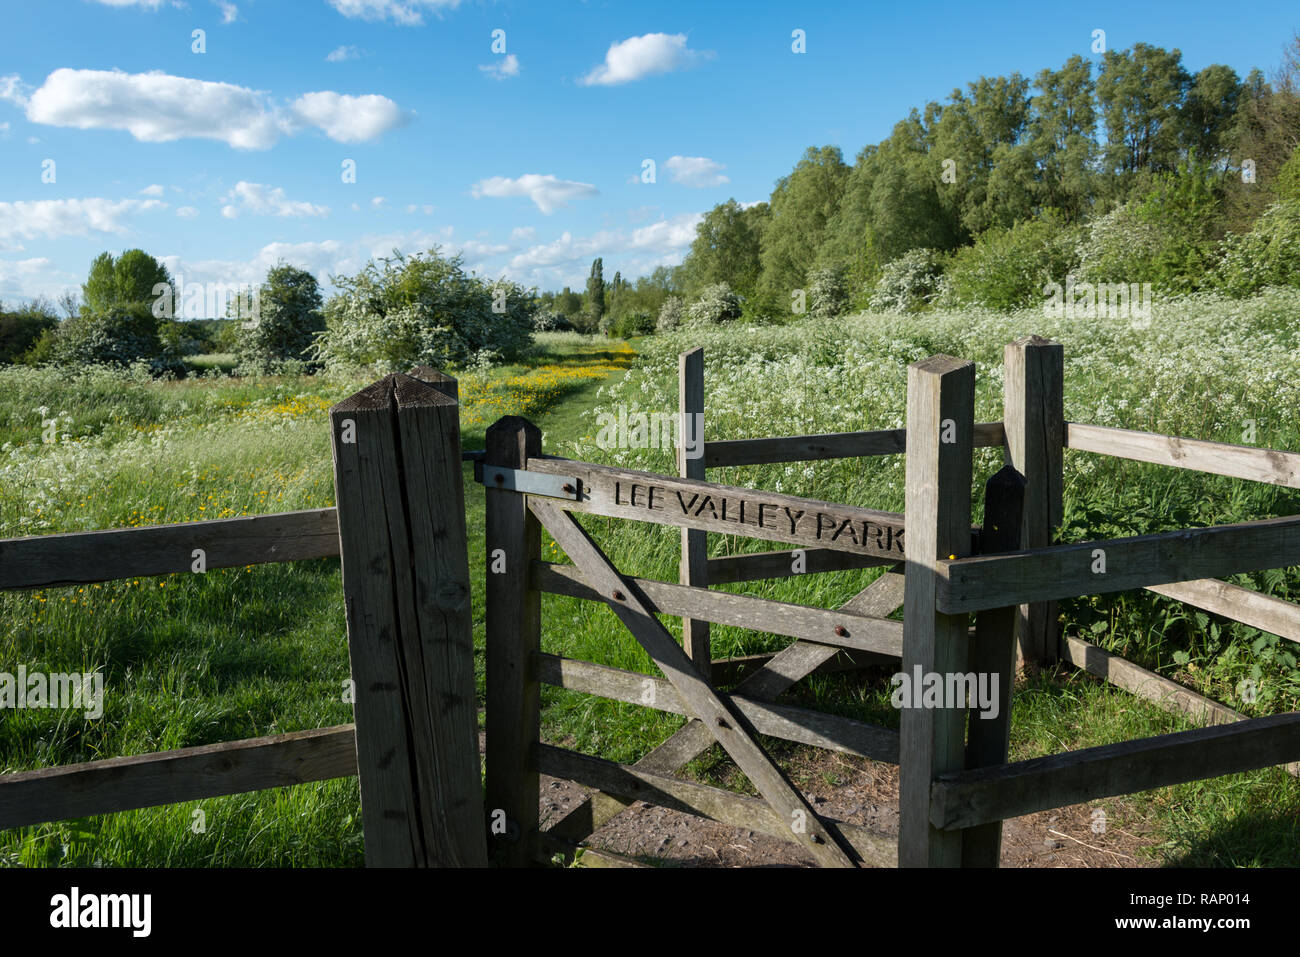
527, 497, 859, 868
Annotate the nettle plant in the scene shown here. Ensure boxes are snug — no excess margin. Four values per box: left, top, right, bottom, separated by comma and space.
313, 248, 535, 373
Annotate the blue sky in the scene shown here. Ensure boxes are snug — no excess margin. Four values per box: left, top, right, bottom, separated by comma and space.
0, 0, 1296, 306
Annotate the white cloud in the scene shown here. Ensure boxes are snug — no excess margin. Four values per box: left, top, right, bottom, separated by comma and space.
326, 0, 461, 25
290, 91, 410, 143
510, 226, 535, 242
472, 174, 599, 214
140, 183, 165, 197
0, 75, 30, 109
738, 200, 764, 210
479, 54, 520, 80
0, 197, 167, 250
325, 45, 362, 62
404, 204, 436, 214
87, 0, 172, 7
580, 33, 712, 86
176, 206, 199, 219
508, 212, 701, 273
220, 182, 329, 218
664, 155, 729, 188
216, 1, 238, 23
19, 69, 409, 149
371, 196, 387, 208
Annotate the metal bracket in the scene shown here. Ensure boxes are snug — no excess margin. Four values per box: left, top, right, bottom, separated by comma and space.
476, 464, 582, 500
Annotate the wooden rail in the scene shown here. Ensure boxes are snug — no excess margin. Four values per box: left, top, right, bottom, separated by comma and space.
0, 508, 340, 590
703, 421, 1006, 468
0, 725, 357, 830
1066, 422, 1300, 489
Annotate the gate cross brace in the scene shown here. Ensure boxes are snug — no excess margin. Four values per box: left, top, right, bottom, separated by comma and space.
528, 498, 859, 868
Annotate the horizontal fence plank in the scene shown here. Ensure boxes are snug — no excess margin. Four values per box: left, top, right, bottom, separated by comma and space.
526, 456, 910, 559
1146, 578, 1300, 645
704, 421, 1005, 468
706, 547, 894, 584
1066, 422, 1300, 489
536, 833, 652, 868
930, 712, 1300, 830
535, 743, 897, 867
1061, 636, 1300, 777
711, 649, 888, 685
534, 561, 903, 657
0, 509, 341, 591
0, 725, 357, 830
535, 653, 899, 763
937, 513, 1300, 614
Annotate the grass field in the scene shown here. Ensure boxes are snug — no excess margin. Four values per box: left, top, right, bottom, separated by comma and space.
4, 292, 1300, 867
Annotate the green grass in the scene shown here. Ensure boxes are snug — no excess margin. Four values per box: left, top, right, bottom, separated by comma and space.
5, 294, 1300, 868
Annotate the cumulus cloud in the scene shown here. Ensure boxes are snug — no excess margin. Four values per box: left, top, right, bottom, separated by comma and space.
290, 91, 410, 143
215, 1, 238, 22
140, 183, 165, 197
18, 69, 408, 149
0, 75, 30, 109
0, 197, 167, 250
479, 54, 520, 80
326, 0, 461, 25
579, 33, 712, 86
325, 45, 362, 62
508, 212, 702, 272
664, 155, 729, 188
472, 174, 599, 214
220, 181, 329, 219
176, 206, 199, 219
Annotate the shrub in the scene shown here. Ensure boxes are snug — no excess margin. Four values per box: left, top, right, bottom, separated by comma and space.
806, 266, 849, 319
612, 312, 655, 338
314, 249, 534, 372
656, 295, 685, 332
235, 264, 326, 375
687, 283, 743, 324
943, 217, 1082, 310
49, 305, 182, 375
1210, 202, 1300, 297
868, 249, 946, 313
0, 310, 58, 364
531, 308, 573, 332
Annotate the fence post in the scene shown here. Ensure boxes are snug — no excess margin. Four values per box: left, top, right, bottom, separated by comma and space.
961, 464, 1026, 867
484, 415, 543, 866
1003, 336, 1064, 667
678, 347, 710, 680
329, 371, 486, 867
900, 354, 975, 867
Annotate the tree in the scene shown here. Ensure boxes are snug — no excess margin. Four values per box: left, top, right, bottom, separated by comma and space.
586, 257, 606, 332
82, 249, 172, 314
1029, 55, 1098, 221
1096, 44, 1191, 179
758, 146, 850, 313
680, 199, 765, 299
236, 263, 326, 374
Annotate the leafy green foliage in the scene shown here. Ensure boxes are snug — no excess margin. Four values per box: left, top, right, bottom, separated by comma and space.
868, 249, 946, 313
82, 249, 172, 314
235, 264, 326, 375
942, 216, 1083, 309
686, 283, 743, 324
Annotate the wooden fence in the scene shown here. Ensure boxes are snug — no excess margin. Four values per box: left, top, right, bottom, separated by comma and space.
5, 339, 1300, 868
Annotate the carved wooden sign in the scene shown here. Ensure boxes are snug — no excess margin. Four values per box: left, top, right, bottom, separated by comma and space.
526, 458, 906, 559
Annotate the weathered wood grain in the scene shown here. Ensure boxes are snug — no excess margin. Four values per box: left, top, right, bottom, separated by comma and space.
1004, 335, 1064, 666
703, 421, 1005, 468
526, 456, 909, 559
937, 513, 1300, 614
534, 653, 899, 762
705, 547, 893, 584
961, 465, 1025, 867
678, 348, 710, 678
533, 561, 903, 656
0, 725, 357, 830
1067, 422, 1300, 489
485, 416, 544, 867
899, 354, 975, 868
529, 498, 858, 867
331, 372, 486, 867
0, 509, 340, 591
1146, 578, 1300, 644
930, 712, 1300, 830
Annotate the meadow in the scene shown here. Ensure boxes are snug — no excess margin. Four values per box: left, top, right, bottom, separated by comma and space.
5, 292, 1300, 866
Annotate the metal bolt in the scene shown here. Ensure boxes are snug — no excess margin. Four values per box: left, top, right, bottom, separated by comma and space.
492, 472, 504, 484
810, 834, 825, 845
834, 625, 848, 637
612, 590, 626, 601
561, 483, 575, 494
715, 716, 729, 729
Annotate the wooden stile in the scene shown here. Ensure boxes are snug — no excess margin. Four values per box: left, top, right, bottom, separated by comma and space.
485, 416, 544, 867
899, 354, 975, 867
1003, 335, 1064, 666
678, 348, 710, 679
330, 372, 486, 868
1146, 578, 1300, 645
960, 465, 1026, 867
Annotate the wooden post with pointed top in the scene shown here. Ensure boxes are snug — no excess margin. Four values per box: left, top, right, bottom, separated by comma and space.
330, 370, 486, 867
